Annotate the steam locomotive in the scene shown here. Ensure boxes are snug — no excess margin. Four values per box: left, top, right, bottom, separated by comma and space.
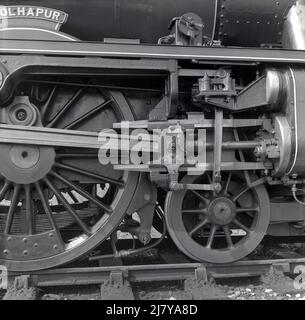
0, 0, 305, 271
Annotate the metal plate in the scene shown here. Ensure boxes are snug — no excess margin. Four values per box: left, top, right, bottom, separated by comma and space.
0, 0, 216, 43
218, 0, 295, 47
0, 231, 65, 261
0, 0, 296, 46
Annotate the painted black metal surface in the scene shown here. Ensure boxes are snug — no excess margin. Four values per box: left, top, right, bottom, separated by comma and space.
218, 0, 295, 47
0, 0, 296, 46
0, 0, 215, 43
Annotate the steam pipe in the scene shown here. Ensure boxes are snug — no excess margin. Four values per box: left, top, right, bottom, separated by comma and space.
282, 0, 305, 49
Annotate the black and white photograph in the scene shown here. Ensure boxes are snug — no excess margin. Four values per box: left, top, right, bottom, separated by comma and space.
0, 0, 305, 306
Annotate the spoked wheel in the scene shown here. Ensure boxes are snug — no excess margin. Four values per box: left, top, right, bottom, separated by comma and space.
0, 79, 138, 271
165, 172, 270, 263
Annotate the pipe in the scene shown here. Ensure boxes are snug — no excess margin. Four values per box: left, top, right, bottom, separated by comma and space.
292, 184, 305, 205
282, 0, 305, 49
186, 141, 260, 150
89, 206, 166, 261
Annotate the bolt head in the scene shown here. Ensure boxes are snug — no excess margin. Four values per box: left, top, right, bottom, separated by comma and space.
15, 109, 27, 121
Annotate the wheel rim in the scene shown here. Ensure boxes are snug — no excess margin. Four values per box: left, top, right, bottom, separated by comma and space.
0, 80, 138, 271
165, 172, 270, 263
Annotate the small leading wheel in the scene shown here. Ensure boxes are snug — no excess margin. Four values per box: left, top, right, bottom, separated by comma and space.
165, 172, 270, 264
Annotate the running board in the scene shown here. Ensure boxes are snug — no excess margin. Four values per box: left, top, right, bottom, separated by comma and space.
1, 39, 305, 64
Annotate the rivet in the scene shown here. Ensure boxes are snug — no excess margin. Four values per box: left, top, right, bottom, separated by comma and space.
34, 243, 38, 248
53, 245, 58, 250
3, 249, 9, 255
49, 233, 54, 238
7, 237, 12, 242
23, 250, 28, 255
22, 238, 27, 243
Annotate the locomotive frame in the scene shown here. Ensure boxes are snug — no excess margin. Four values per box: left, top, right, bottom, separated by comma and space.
1, 1, 305, 272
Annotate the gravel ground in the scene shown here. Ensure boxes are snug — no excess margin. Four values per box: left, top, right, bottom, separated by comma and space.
36, 280, 305, 300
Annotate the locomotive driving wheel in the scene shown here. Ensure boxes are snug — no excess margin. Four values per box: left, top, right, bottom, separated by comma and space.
0, 79, 138, 271
165, 172, 270, 263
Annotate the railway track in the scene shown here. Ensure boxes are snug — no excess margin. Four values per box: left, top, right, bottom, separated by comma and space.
2, 240, 305, 300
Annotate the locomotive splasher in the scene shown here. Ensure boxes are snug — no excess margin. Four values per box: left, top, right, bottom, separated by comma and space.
1, 0, 305, 271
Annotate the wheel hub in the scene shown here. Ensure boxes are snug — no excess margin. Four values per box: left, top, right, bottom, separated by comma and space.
0, 144, 55, 184
207, 197, 236, 226
7, 96, 38, 126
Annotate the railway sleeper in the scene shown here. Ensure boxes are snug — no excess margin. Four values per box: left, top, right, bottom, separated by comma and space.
2, 253, 305, 300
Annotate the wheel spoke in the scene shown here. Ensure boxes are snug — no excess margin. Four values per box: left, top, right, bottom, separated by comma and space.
34, 181, 64, 246
54, 162, 125, 188
63, 99, 112, 129
223, 226, 234, 248
206, 224, 217, 249
40, 85, 58, 121
24, 185, 34, 235
232, 219, 251, 234
190, 190, 209, 205
223, 172, 232, 195
182, 208, 207, 214
47, 87, 86, 128
206, 173, 212, 183
4, 184, 20, 234
233, 187, 250, 202
236, 207, 259, 214
43, 177, 92, 236
189, 218, 209, 236
0, 180, 11, 200
49, 170, 112, 213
